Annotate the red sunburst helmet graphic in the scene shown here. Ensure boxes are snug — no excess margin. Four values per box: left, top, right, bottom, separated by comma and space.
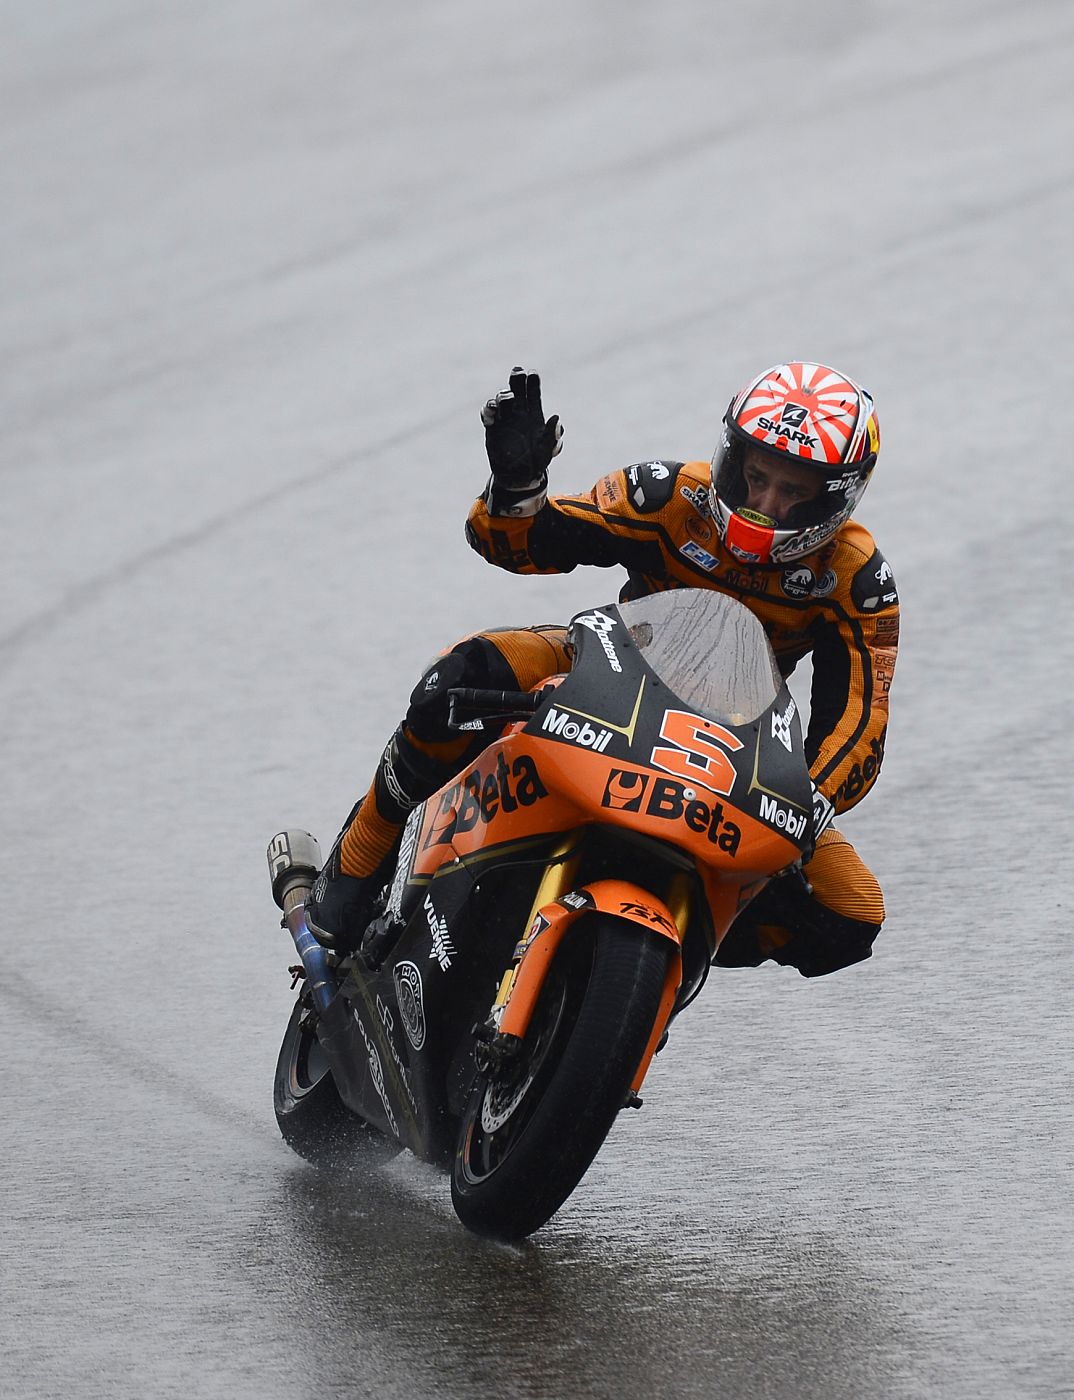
709, 361, 880, 564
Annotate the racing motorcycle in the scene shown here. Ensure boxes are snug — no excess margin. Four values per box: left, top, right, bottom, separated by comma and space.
266, 588, 815, 1239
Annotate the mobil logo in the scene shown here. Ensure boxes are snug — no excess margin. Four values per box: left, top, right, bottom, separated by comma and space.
757, 794, 808, 840
541, 705, 613, 753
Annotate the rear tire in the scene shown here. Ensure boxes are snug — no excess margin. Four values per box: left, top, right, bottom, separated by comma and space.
273, 998, 384, 1165
451, 916, 670, 1239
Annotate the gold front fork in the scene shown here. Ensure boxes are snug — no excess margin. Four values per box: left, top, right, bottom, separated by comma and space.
490, 833, 581, 1024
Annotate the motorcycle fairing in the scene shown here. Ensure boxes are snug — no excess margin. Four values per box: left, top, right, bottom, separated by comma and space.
492, 878, 685, 1094
310, 590, 816, 1160
531, 594, 815, 851
328, 849, 567, 1161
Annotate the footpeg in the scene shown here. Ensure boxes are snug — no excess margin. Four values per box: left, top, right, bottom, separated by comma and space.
359, 913, 405, 970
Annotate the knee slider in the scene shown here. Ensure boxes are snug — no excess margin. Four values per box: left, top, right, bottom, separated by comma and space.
374, 728, 447, 819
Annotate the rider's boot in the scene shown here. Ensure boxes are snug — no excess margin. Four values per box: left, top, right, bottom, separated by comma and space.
715, 830, 884, 977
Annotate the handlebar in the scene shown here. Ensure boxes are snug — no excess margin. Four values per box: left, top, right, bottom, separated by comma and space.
446, 686, 546, 732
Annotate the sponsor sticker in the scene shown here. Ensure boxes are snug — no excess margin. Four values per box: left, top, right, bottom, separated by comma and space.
686, 514, 713, 544
541, 705, 613, 752
601, 769, 649, 812
597, 474, 625, 509
559, 890, 594, 911
618, 899, 677, 937
424, 894, 456, 971
757, 793, 808, 840
757, 415, 818, 448
392, 960, 426, 1051
600, 769, 741, 855
573, 610, 624, 672
781, 566, 815, 599
680, 538, 720, 571
352, 1010, 398, 1135
679, 483, 710, 514
376, 995, 418, 1111
423, 753, 548, 849
771, 697, 797, 752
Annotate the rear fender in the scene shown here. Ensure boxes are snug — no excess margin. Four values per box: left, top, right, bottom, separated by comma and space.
494, 878, 684, 1092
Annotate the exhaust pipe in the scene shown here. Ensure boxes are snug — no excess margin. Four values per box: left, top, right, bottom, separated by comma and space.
267, 830, 335, 1014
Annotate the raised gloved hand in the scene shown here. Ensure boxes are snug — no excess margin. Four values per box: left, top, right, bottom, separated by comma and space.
480, 367, 563, 489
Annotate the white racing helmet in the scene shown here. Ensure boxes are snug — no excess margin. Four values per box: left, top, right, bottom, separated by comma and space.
710, 361, 881, 564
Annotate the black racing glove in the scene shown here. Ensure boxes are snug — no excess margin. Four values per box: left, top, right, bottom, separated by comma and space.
481, 367, 563, 489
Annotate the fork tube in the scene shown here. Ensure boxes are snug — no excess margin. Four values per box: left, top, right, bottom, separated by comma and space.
521, 834, 581, 933
665, 871, 693, 939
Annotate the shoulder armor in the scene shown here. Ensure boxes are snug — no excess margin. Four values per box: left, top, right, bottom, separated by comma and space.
623, 460, 683, 514
850, 548, 899, 613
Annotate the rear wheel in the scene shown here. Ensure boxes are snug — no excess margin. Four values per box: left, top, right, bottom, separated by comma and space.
274, 998, 385, 1165
451, 916, 670, 1239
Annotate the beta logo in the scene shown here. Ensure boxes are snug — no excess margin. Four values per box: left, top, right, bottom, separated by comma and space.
757, 794, 808, 840
601, 770, 741, 855
541, 706, 613, 753
601, 769, 650, 811
423, 753, 548, 848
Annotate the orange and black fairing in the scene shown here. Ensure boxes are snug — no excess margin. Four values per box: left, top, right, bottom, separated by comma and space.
327, 592, 821, 1161
405, 591, 813, 948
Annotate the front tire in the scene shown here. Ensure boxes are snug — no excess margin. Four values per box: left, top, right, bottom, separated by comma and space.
451, 916, 670, 1239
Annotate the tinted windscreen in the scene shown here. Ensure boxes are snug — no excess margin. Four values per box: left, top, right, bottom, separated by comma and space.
617, 589, 782, 725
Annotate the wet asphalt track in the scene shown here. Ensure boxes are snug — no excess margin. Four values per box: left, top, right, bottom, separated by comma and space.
3, 2, 1073, 1396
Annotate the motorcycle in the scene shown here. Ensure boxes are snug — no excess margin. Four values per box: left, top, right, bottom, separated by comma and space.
266, 588, 815, 1239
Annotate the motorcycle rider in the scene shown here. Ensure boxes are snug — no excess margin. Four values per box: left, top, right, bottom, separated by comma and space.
307, 363, 897, 977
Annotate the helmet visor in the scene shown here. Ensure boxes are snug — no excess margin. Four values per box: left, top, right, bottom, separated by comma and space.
711, 428, 870, 531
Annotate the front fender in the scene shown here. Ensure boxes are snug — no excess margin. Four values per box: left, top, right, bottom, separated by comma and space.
495, 879, 684, 1092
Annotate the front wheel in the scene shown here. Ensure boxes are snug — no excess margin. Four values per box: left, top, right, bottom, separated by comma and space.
451, 915, 670, 1239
